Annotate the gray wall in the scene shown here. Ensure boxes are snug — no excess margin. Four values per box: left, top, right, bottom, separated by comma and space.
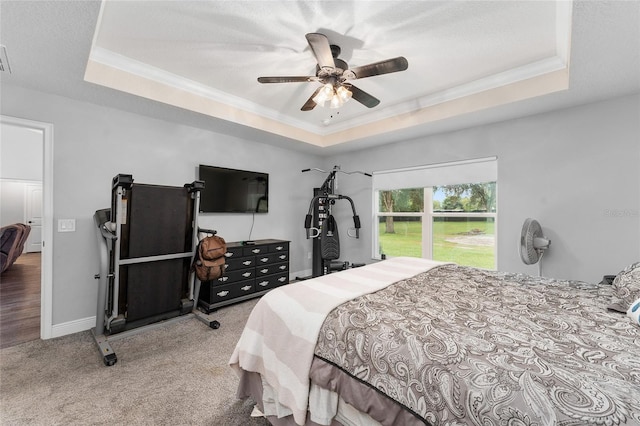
328, 93, 640, 283
0, 122, 43, 181
1, 85, 323, 326
2, 83, 638, 331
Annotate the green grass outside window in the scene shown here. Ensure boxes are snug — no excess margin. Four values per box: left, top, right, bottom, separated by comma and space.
378, 219, 495, 269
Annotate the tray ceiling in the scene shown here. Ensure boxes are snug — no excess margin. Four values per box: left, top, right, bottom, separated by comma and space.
85, 1, 572, 148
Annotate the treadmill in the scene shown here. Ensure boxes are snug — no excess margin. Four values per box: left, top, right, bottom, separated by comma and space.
92, 174, 219, 366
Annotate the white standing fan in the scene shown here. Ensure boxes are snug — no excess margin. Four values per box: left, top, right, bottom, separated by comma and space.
520, 218, 551, 276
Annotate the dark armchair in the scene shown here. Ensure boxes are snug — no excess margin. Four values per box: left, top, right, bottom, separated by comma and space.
0, 223, 31, 274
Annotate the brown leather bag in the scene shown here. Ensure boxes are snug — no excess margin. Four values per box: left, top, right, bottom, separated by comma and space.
193, 235, 227, 281
199, 235, 227, 260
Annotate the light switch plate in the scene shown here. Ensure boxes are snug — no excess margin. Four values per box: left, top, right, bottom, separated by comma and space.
58, 219, 76, 232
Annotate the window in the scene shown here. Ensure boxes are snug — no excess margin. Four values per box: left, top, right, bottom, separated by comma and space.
373, 158, 497, 269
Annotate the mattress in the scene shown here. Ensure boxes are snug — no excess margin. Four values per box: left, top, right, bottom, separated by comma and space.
230, 258, 640, 425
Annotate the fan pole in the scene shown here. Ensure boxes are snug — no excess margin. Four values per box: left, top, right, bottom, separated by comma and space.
537, 250, 545, 277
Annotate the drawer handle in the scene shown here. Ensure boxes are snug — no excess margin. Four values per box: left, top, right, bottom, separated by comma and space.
242, 272, 252, 278
243, 260, 252, 266
218, 276, 229, 282
252, 249, 260, 254
279, 255, 286, 260
279, 265, 286, 270
258, 281, 269, 287
225, 253, 233, 257
241, 285, 252, 291
260, 269, 268, 274
278, 277, 287, 282
275, 246, 283, 251
260, 257, 269, 263
216, 290, 229, 297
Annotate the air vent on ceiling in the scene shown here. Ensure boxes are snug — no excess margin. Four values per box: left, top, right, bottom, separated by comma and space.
0, 45, 12, 73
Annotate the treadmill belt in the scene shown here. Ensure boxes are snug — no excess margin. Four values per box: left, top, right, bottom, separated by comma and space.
124, 258, 188, 322
126, 184, 191, 258
117, 183, 193, 324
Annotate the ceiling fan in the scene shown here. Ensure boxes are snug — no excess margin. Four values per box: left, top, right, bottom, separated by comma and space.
257, 33, 408, 111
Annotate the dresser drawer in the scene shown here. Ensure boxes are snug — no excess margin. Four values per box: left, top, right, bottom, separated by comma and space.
268, 242, 289, 253
255, 272, 289, 291
256, 262, 289, 276
244, 245, 268, 256
224, 256, 254, 271
215, 268, 254, 284
224, 246, 244, 259
203, 280, 255, 304
255, 252, 289, 265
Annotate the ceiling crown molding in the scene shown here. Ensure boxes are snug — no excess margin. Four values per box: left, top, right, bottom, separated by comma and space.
84, 0, 573, 148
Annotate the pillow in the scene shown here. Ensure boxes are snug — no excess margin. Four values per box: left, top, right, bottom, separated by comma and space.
628, 297, 640, 326
608, 261, 640, 313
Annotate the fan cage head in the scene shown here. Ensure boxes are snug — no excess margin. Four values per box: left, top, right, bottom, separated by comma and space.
520, 218, 550, 265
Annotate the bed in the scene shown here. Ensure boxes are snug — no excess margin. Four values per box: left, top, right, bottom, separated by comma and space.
229, 257, 640, 426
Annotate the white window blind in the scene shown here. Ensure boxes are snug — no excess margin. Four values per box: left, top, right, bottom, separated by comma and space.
372, 157, 497, 190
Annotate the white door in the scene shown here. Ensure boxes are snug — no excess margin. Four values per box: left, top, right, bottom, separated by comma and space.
25, 182, 43, 252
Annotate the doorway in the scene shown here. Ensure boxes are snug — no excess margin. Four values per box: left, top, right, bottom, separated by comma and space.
0, 116, 53, 347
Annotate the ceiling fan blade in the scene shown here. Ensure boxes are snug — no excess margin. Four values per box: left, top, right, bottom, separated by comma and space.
301, 87, 322, 111
349, 85, 380, 108
305, 33, 336, 70
347, 57, 408, 79
258, 76, 317, 83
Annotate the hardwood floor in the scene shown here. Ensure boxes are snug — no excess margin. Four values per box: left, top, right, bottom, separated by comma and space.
0, 252, 41, 349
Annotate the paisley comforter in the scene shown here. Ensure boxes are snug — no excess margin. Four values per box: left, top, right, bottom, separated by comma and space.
313, 264, 640, 425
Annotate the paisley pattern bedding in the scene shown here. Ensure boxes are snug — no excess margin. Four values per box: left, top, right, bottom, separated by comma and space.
314, 264, 640, 425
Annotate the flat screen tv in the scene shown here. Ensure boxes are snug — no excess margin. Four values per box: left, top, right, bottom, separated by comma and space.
198, 165, 268, 213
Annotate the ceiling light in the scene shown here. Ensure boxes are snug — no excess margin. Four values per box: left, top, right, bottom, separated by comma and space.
329, 93, 343, 109
313, 83, 334, 106
313, 84, 352, 109
336, 85, 352, 103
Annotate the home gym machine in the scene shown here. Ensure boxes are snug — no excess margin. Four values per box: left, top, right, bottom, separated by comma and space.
302, 166, 370, 278
92, 174, 219, 366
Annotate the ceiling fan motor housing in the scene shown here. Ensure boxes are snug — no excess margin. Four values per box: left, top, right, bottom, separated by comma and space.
329, 44, 341, 58
316, 59, 349, 80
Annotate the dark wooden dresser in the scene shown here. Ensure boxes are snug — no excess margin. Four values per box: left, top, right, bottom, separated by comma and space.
197, 239, 290, 312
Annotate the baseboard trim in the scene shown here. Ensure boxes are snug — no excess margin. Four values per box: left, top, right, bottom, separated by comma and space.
50, 274, 314, 339
290, 269, 312, 281
51, 316, 96, 338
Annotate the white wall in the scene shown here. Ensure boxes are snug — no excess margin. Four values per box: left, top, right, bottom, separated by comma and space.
328, 93, 640, 283
0, 122, 44, 249
2, 82, 638, 333
0, 122, 43, 181
1, 85, 323, 327
0, 180, 27, 225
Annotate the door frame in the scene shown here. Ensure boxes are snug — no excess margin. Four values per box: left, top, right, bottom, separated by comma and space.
25, 181, 43, 253
1, 115, 54, 339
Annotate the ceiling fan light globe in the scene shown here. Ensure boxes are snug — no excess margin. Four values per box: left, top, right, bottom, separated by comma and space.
329, 94, 343, 109
313, 83, 334, 105
311, 93, 325, 106
336, 85, 352, 103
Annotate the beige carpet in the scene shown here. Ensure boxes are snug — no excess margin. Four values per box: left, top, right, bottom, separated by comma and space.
0, 299, 270, 425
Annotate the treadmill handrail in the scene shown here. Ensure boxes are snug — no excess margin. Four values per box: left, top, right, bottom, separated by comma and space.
94, 209, 117, 241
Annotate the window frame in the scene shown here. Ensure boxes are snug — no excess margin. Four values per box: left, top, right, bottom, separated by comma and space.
373, 186, 498, 269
